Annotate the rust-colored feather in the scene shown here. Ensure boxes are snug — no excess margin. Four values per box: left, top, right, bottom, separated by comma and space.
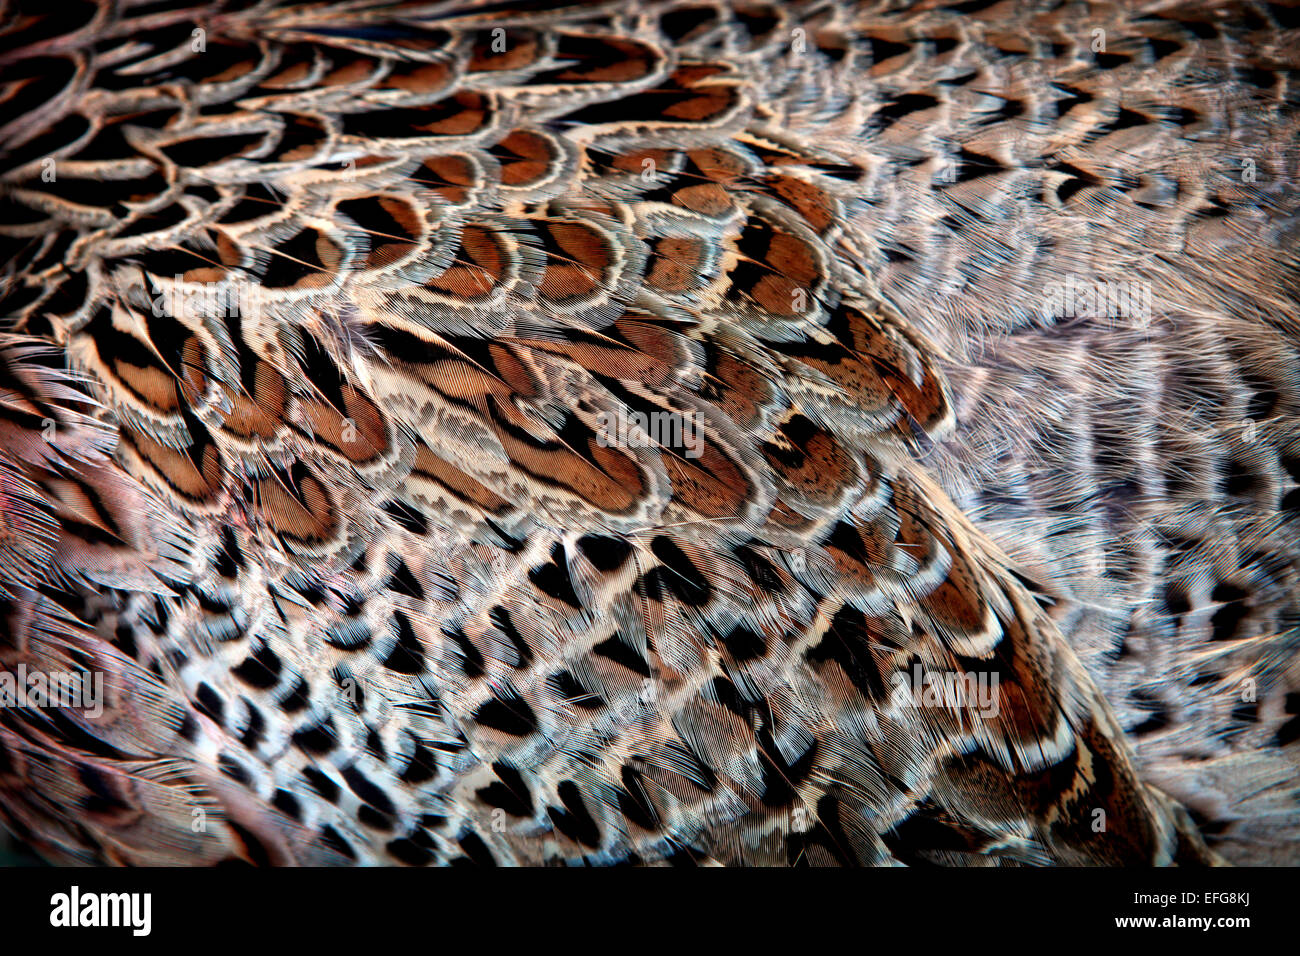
0, 0, 1297, 866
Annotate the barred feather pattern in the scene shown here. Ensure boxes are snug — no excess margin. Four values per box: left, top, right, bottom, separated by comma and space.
0, 0, 1297, 865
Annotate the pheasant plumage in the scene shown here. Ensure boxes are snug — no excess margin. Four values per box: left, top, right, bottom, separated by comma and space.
1, 0, 1298, 866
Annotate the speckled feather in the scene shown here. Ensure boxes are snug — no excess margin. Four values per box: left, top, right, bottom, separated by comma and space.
0, 0, 1297, 866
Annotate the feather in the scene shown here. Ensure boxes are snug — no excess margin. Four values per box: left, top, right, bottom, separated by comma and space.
0, 0, 1296, 866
